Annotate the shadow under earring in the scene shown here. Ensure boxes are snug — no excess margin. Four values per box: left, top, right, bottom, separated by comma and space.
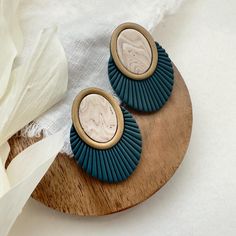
70, 88, 142, 183
108, 22, 174, 112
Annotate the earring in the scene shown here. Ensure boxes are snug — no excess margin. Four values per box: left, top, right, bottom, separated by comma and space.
108, 22, 174, 112
70, 88, 142, 183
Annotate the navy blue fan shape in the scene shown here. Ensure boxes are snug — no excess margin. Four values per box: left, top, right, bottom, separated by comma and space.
70, 107, 142, 183
108, 42, 174, 112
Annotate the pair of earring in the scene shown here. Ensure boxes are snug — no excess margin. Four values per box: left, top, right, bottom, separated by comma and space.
70, 22, 174, 183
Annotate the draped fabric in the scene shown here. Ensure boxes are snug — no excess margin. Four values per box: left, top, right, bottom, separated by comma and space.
19, 0, 183, 154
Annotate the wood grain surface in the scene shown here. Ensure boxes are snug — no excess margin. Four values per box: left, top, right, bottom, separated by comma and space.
8, 65, 192, 216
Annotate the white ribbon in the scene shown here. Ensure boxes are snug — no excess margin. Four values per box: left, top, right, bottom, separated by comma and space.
0, 0, 68, 235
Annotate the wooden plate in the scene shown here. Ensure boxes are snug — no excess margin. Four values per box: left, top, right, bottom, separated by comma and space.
9, 65, 192, 216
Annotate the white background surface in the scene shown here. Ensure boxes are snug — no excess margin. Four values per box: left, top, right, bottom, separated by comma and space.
9, 0, 236, 235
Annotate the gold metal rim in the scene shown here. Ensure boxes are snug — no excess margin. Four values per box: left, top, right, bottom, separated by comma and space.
71, 87, 124, 150
110, 22, 158, 80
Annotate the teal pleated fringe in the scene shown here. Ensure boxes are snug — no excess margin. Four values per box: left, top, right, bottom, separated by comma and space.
108, 42, 174, 112
70, 107, 142, 183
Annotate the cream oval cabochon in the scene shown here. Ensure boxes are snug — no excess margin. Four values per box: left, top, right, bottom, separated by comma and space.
78, 94, 118, 143
117, 29, 152, 75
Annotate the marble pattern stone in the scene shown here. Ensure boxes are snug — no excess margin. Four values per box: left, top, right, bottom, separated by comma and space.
78, 94, 117, 143
117, 29, 152, 74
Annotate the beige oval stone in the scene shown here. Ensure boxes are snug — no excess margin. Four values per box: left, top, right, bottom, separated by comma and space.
117, 29, 152, 75
78, 94, 117, 143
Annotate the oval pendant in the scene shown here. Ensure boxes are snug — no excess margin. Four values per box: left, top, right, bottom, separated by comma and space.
70, 88, 142, 183
109, 22, 174, 112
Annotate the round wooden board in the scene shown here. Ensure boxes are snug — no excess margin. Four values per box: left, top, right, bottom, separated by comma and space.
9, 65, 192, 216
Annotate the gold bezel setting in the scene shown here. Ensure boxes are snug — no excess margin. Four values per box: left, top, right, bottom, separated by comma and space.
110, 22, 158, 80
71, 88, 124, 150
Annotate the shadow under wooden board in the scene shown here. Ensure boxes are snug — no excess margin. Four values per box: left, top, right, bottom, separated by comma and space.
9, 65, 192, 216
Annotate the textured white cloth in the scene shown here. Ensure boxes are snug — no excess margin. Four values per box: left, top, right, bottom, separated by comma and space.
19, 0, 183, 154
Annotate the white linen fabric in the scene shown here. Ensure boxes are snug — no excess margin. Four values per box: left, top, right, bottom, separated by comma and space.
19, 0, 183, 154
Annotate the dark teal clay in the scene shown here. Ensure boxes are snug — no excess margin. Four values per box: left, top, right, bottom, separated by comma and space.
108, 42, 174, 112
70, 107, 142, 183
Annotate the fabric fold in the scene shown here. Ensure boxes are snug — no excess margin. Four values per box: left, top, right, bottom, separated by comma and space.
0, 27, 68, 146
0, 1, 68, 235
0, 130, 65, 236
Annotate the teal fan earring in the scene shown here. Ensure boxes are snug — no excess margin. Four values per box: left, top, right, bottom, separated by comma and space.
108, 22, 174, 112
70, 88, 142, 183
